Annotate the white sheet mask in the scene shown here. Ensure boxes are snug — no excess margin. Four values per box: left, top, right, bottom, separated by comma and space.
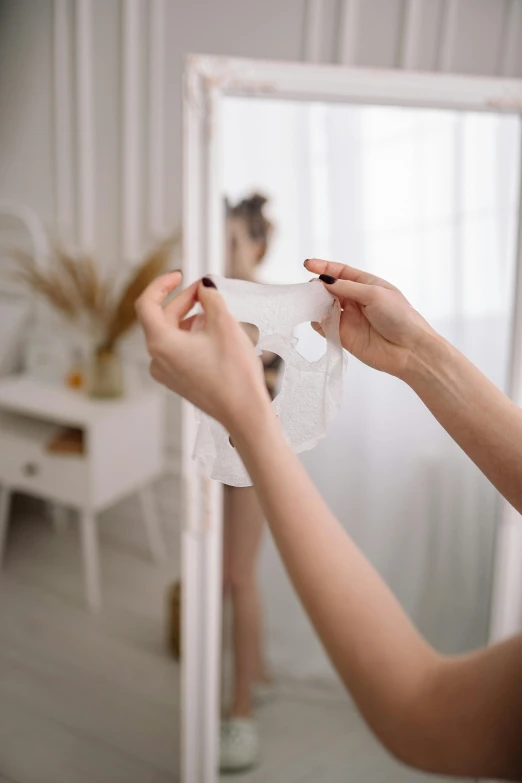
193, 275, 346, 487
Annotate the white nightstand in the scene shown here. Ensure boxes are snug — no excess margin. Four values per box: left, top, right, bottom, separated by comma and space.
0, 375, 166, 610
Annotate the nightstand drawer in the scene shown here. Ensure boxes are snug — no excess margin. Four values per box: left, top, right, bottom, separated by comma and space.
0, 413, 89, 506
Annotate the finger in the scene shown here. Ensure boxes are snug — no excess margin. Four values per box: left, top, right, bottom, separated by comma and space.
197, 277, 230, 328
135, 270, 182, 339
311, 320, 325, 338
179, 314, 199, 332
163, 279, 200, 326
305, 258, 396, 291
321, 277, 377, 307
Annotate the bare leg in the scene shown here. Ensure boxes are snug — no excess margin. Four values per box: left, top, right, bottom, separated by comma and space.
223, 485, 268, 718
138, 485, 166, 563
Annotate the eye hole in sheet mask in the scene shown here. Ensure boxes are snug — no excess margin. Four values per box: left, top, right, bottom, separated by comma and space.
293, 321, 327, 362
193, 275, 347, 487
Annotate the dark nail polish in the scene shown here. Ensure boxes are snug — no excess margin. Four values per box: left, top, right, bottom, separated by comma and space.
202, 277, 217, 288
319, 274, 337, 285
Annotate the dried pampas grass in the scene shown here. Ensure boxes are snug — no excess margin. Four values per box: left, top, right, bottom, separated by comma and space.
9, 229, 181, 351
12, 248, 82, 321
101, 231, 180, 351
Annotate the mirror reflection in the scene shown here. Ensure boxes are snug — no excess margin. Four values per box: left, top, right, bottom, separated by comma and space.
218, 97, 520, 780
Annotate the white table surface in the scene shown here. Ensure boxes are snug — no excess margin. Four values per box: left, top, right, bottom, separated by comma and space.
0, 374, 162, 427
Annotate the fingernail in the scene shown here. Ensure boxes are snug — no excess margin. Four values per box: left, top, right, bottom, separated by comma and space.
202, 276, 217, 288
171, 268, 182, 274
319, 274, 337, 284
303, 259, 310, 265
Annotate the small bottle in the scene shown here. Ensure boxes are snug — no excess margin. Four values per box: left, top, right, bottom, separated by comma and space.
66, 346, 85, 391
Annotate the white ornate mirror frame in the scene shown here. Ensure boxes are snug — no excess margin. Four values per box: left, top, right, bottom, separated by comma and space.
181, 55, 522, 783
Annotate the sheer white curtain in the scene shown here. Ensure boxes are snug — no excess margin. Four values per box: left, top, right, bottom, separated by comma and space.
222, 98, 520, 680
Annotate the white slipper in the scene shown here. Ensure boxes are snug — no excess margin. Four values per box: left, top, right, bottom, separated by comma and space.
219, 718, 259, 772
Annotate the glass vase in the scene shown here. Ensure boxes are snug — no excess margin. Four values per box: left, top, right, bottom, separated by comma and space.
86, 349, 124, 399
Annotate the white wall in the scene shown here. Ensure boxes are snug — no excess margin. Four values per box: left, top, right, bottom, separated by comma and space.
1, 0, 522, 516
2, 0, 522, 264
0, 1, 55, 223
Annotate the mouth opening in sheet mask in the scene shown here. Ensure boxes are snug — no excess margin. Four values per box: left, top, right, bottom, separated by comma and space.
237, 318, 332, 417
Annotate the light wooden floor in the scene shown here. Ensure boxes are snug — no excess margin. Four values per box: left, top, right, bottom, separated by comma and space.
0, 493, 181, 783
0, 495, 466, 783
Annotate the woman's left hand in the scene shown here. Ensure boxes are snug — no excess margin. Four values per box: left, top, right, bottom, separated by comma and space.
135, 272, 271, 432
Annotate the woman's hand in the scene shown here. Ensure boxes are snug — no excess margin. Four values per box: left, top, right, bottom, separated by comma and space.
135, 273, 271, 432
305, 258, 437, 378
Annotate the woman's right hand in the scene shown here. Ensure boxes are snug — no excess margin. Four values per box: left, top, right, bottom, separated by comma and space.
135, 273, 272, 435
305, 258, 437, 379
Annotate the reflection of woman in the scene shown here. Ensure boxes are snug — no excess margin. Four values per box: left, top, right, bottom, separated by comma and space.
139, 260, 522, 780
220, 195, 278, 771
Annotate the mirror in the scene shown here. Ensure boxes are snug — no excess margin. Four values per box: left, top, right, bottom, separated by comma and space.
182, 56, 522, 783
217, 96, 520, 780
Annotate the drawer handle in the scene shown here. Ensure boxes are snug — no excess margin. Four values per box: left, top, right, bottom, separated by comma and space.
22, 462, 40, 477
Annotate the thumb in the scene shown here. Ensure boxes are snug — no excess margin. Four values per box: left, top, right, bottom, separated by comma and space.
197, 276, 230, 327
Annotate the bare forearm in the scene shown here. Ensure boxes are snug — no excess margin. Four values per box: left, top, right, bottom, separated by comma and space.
230, 406, 522, 778
404, 332, 522, 514
231, 409, 438, 757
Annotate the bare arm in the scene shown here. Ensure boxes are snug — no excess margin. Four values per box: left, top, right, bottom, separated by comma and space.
306, 257, 522, 514
231, 404, 522, 780
405, 330, 522, 514
137, 270, 522, 780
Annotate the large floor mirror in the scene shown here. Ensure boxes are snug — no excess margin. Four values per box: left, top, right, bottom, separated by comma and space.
181, 56, 522, 783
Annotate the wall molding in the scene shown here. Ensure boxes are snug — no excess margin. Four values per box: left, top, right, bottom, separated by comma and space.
121, 0, 143, 263
400, 0, 423, 69
338, 0, 360, 66
438, 0, 458, 73
53, 0, 75, 240
75, 0, 95, 250
54, 1, 165, 257
303, 0, 323, 63
498, 0, 521, 77
147, 0, 167, 238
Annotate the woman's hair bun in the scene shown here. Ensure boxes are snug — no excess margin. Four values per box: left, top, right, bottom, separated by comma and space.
225, 192, 273, 261
245, 193, 268, 211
